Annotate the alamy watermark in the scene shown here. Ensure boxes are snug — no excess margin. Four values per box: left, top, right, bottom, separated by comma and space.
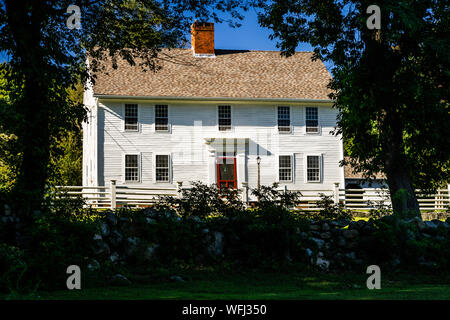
66, 4, 81, 30
366, 265, 381, 289
66, 265, 81, 290
366, 5, 381, 30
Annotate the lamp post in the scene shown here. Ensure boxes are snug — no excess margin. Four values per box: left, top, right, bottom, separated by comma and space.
256, 156, 261, 201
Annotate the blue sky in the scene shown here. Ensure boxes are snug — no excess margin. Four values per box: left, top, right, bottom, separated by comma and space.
214, 8, 314, 52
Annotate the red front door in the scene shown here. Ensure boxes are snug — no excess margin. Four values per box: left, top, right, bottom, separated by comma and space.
217, 157, 237, 189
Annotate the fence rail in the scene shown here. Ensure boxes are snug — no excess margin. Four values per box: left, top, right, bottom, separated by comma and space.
54, 181, 450, 212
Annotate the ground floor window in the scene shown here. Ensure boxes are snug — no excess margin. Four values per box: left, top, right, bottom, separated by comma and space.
125, 154, 139, 181
156, 154, 170, 182
306, 155, 321, 182
279, 155, 292, 182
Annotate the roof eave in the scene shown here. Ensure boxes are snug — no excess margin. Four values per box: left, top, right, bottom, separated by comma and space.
93, 94, 334, 104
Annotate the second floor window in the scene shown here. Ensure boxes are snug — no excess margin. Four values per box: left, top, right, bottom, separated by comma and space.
306, 107, 319, 133
155, 105, 169, 131
278, 106, 291, 132
124, 104, 138, 131
218, 105, 231, 131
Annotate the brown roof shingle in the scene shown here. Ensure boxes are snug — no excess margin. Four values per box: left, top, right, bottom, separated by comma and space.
93, 49, 332, 100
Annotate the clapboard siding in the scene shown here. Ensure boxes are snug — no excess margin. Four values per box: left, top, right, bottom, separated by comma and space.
90, 100, 344, 191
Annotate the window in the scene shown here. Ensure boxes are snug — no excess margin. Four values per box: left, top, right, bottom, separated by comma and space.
155, 155, 170, 182
279, 155, 292, 182
125, 104, 138, 131
218, 105, 231, 131
307, 155, 320, 182
125, 154, 139, 182
306, 107, 319, 133
278, 106, 291, 132
155, 105, 169, 131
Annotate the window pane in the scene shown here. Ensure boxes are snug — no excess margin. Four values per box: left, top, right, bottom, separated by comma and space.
218, 106, 231, 131
125, 155, 139, 181
306, 107, 318, 132
279, 156, 292, 181
156, 155, 169, 182
307, 156, 320, 182
125, 104, 138, 130
278, 106, 290, 132
155, 105, 169, 131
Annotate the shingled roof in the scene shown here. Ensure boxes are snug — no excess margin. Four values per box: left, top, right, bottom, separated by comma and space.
92, 48, 332, 100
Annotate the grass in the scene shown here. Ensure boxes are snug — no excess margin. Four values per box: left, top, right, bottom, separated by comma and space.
4, 268, 450, 300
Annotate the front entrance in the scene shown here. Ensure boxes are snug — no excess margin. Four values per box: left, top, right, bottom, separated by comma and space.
217, 157, 237, 188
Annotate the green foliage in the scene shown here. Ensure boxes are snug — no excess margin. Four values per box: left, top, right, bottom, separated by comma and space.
160, 181, 245, 218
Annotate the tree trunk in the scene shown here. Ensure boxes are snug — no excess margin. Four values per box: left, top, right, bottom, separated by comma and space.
6, 1, 50, 225
384, 117, 421, 219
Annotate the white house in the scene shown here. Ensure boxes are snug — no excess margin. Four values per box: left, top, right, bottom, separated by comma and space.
83, 22, 345, 200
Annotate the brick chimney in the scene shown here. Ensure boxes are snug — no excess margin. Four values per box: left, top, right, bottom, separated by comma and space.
191, 21, 215, 56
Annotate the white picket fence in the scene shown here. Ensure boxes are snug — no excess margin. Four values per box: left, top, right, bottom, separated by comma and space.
53, 180, 450, 212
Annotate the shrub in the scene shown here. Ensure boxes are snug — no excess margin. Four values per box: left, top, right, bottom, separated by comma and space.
305, 194, 353, 221
160, 181, 245, 219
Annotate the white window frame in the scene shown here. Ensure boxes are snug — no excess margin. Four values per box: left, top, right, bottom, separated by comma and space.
217, 105, 233, 132
304, 106, 320, 135
153, 153, 172, 183
123, 153, 141, 183
123, 103, 139, 132
154, 104, 171, 133
304, 154, 323, 183
276, 106, 293, 134
278, 154, 294, 183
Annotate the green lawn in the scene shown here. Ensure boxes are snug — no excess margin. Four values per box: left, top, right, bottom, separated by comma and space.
4, 269, 450, 300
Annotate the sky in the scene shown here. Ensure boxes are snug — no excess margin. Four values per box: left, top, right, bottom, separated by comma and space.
214, 8, 314, 52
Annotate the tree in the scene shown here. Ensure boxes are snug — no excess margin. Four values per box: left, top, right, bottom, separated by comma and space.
256, 0, 450, 218
0, 0, 247, 228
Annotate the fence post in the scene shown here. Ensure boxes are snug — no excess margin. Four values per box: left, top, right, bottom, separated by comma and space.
241, 182, 248, 203
110, 180, 116, 210
333, 182, 340, 204
177, 181, 183, 199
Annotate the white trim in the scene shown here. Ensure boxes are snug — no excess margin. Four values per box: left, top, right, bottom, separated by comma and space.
123, 103, 140, 132
276, 105, 293, 134
278, 154, 294, 183
153, 153, 172, 183
304, 153, 323, 183
122, 152, 141, 184
304, 106, 321, 135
